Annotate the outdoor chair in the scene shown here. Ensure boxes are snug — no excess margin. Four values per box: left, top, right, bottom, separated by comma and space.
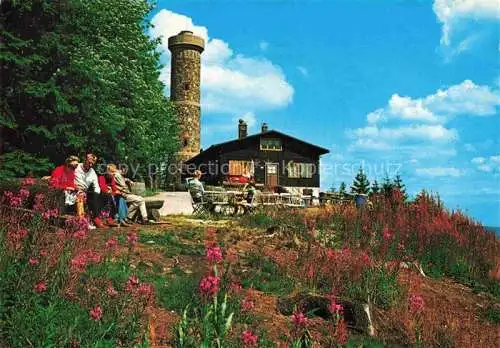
186, 178, 211, 215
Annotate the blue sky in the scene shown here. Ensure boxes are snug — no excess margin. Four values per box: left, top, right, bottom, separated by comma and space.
149, 0, 499, 226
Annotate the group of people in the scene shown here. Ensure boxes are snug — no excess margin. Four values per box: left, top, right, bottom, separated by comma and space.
49, 153, 150, 228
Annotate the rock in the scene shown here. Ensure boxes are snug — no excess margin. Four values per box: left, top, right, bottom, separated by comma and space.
277, 292, 373, 335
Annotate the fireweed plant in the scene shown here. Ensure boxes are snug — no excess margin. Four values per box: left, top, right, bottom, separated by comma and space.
0, 180, 152, 346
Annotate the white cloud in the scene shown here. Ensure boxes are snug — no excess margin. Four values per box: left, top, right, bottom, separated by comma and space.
150, 9, 293, 115
433, 0, 499, 46
259, 41, 269, 51
415, 167, 464, 177
471, 155, 500, 172
368, 80, 499, 126
297, 66, 309, 77
348, 80, 499, 154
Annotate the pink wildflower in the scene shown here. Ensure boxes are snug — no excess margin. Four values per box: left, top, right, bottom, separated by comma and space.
409, 294, 425, 313
241, 297, 255, 311
137, 283, 154, 297
127, 232, 138, 246
328, 299, 344, 314
106, 285, 119, 297
89, 305, 103, 321
125, 276, 140, 292
33, 280, 47, 293
22, 177, 36, 186
291, 311, 308, 327
19, 188, 30, 200
382, 226, 392, 240
359, 251, 371, 266
206, 245, 223, 263
199, 275, 220, 298
29, 257, 39, 265
33, 193, 45, 211
241, 330, 258, 345
105, 237, 118, 249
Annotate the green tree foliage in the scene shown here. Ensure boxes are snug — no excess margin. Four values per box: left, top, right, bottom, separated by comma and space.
370, 179, 380, 196
350, 167, 370, 195
382, 174, 394, 196
393, 174, 408, 200
338, 181, 347, 198
0, 0, 178, 181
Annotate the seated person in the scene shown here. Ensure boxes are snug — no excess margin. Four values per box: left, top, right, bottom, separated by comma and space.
242, 176, 257, 204
74, 153, 105, 228
50, 155, 79, 213
97, 171, 120, 227
187, 170, 205, 203
112, 165, 150, 224
104, 164, 130, 226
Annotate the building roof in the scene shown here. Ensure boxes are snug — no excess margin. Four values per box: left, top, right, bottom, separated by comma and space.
187, 129, 330, 163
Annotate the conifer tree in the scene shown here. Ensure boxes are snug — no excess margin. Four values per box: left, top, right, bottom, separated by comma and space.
393, 174, 408, 200
338, 182, 347, 198
350, 167, 370, 195
370, 179, 380, 195
382, 174, 394, 196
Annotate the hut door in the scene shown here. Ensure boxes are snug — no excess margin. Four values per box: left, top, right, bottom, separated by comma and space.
265, 163, 279, 187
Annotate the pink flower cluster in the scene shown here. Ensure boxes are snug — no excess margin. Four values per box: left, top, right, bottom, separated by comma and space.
291, 310, 308, 327
22, 177, 36, 186
66, 216, 89, 239
42, 208, 59, 221
241, 330, 258, 345
206, 245, 223, 263
408, 293, 425, 313
105, 237, 119, 249
124, 276, 154, 299
127, 232, 138, 246
89, 305, 103, 321
71, 250, 102, 272
33, 280, 47, 293
199, 275, 221, 298
106, 284, 119, 297
7, 228, 28, 250
328, 298, 344, 315
33, 193, 45, 211
3, 191, 22, 207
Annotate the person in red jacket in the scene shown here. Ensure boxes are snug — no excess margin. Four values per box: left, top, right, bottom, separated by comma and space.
98, 172, 119, 227
50, 156, 79, 213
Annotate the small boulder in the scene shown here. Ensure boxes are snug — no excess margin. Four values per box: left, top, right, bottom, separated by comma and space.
277, 292, 373, 335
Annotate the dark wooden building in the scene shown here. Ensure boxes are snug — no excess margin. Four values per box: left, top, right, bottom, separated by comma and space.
185, 120, 329, 195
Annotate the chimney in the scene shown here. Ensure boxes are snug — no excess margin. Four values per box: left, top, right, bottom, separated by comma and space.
238, 119, 248, 139
261, 122, 269, 133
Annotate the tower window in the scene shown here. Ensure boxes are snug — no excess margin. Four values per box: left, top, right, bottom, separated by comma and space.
183, 138, 189, 148
184, 83, 190, 91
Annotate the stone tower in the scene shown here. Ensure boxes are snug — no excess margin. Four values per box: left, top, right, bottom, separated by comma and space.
168, 30, 205, 162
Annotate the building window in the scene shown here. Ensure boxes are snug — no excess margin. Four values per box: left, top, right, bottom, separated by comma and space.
184, 83, 190, 91
287, 162, 314, 178
228, 160, 254, 176
182, 138, 189, 148
260, 138, 282, 151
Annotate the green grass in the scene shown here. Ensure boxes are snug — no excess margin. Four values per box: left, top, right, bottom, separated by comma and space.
138, 231, 204, 258
240, 253, 295, 296
156, 271, 200, 313
479, 305, 500, 324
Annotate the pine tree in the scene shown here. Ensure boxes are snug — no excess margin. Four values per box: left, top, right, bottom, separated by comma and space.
350, 167, 370, 195
338, 182, 347, 198
370, 180, 380, 195
382, 174, 394, 197
393, 174, 408, 200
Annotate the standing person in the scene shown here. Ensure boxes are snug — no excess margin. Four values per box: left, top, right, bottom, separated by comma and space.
49, 155, 79, 213
113, 165, 150, 224
74, 153, 105, 228
105, 164, 130, 227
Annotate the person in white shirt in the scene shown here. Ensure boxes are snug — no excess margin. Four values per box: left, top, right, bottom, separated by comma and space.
74, 153, 105, 228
